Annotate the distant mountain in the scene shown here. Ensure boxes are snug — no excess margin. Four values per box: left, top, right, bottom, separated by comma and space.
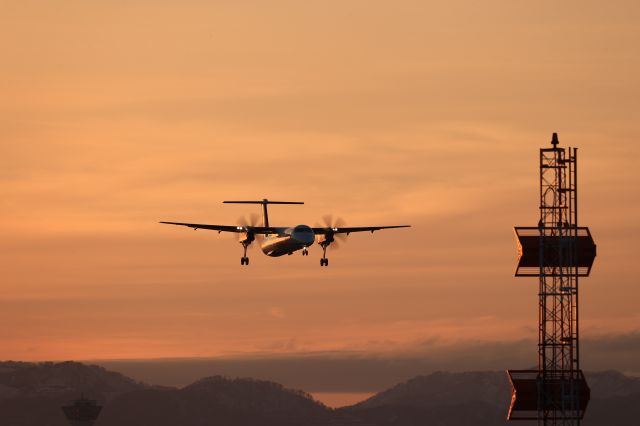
0, 361, 146, 401
100, 376, 331, 426
341, 371, 508, 426
1, 361, 639, 426
0, 361, 148, 426
355, 371, 509, 410
341, 370, 640, 426
0, 362, 331, 426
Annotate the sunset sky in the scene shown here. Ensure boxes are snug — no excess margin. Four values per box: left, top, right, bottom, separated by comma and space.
1, 0, 639, 378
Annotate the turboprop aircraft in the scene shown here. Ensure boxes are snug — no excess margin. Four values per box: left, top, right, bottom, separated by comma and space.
160, 199, 410, 266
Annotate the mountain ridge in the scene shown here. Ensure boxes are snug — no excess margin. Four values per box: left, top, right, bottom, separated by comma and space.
1, 361, 639, 425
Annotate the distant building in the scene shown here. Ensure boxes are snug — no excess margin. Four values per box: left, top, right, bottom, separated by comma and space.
61, 395, 102, 426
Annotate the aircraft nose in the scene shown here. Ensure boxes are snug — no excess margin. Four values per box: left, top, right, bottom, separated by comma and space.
294, 232, 315, 246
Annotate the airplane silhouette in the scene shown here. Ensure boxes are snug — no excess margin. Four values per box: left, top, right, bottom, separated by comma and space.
161, 199, 410, 267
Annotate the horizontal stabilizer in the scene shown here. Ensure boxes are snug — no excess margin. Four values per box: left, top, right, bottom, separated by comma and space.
223, 199, 304, 205
223, 199, 303, 227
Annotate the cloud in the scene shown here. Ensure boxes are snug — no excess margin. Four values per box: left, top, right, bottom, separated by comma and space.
96, 331, 640, 392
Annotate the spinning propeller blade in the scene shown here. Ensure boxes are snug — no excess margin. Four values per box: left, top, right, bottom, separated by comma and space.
316, 214, 348, 250
236, 213, 262, 245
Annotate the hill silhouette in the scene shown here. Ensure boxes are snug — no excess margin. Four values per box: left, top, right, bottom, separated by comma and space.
341, 370, 640, 425
0, 361, 148, 426
1, 361, 639, 425
100, 376, 331, 426
0, 361, 145, 400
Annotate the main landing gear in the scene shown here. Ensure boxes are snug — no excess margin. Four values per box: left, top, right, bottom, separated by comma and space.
302, 248, 309, 256
240, 242, 250, 266
320, 244, 329, 267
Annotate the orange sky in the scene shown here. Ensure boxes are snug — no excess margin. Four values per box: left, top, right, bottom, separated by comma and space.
1, 1, 639, 362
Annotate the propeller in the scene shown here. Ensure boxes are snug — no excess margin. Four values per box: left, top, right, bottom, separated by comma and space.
316, 214, 347, 250
237, 213, 260, 228
237, 213, 262, 246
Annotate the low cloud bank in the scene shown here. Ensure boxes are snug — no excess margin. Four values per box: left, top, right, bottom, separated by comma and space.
95, 332, 640, 392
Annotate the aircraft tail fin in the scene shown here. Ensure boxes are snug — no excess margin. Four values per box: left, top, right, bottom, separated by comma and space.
223, 199, 304, 227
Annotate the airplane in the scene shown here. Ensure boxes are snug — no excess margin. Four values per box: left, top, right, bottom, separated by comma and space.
160, 199, 410, 266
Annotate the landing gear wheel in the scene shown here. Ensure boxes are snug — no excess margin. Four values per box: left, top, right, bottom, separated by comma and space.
320, 258, 329, 267
241, 256, 249, 265
302, 248, 309, 256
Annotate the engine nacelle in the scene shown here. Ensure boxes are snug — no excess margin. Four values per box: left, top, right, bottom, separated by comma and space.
239, 230, 255, 245
316, 231, 335, 246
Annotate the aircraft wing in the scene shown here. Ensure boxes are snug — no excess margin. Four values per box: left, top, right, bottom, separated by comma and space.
312, 225, 410, 235
160, 221, 278, 234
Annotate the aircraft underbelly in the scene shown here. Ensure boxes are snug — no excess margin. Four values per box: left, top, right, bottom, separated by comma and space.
261, 236, 304, 257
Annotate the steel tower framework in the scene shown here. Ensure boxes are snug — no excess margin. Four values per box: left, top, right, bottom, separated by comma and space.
507, 134, 596, 425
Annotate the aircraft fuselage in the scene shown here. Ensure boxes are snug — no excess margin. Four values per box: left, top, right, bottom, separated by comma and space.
260, 224, 315, 256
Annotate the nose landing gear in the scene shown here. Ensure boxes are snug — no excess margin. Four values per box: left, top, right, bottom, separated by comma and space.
302, 248, 309, 256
